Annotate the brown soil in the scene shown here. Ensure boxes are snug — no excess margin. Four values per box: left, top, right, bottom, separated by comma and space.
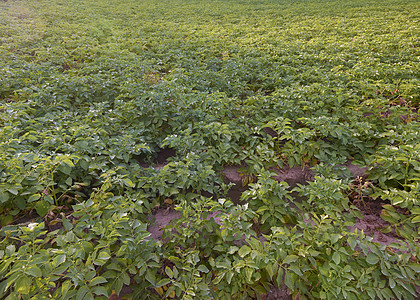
137, 147, 176, 169
222, 165, 249, 203
156, 148, 176, 164
222, 166, 243, 183
350, 212, 401, 245
272, 166, 314, 188
263, 285, 292, 300
345, 162, 368, 178
147, 208, 181, 240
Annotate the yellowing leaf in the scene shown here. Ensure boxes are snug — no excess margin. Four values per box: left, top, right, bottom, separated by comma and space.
15, 275, 32, 294
122, 178, 134, 188
412, 215, 420, 223
154, 287, 164, 295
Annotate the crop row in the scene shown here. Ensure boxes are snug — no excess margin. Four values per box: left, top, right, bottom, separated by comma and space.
0, 0, 419, 299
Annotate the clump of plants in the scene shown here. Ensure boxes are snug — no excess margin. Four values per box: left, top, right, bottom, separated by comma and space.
0, 0, 419, 298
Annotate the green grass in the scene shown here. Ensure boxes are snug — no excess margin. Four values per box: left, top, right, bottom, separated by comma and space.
0, 0, 419, 299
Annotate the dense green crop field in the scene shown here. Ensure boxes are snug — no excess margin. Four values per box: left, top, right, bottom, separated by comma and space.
0, 0, 419, 298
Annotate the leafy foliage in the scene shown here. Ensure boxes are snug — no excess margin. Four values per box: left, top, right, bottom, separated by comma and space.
0, 0, 419, 298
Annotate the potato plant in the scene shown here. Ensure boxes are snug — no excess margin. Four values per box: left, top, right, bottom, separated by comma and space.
0, 0, 419, 299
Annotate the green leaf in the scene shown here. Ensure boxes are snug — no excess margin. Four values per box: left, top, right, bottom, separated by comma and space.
65, 177, 72, 186
172, 266, 178, 278
360, 243, 369, 256
407, 263, 420, 273
366, 253, 380, 265
60, 280, 72, 299
62, 218, 73, 231
81, 241, 94, 256
25, 266, 42, 277
367, 288, 376, 299
253, 284, 267, 294
63, 159, 75, 168
226, 271, 234, 284
197, 265, 209, 273
256, 206, 269, 213
145, 269, 156, 285
92, 286, 108, 296
228, 246, 239, 254
197, 282, 209, 291
347, 237, 357, 250
115, 271, 128, 286
238, 245, 251, 258
96, 251, 110, 261
156, 278, 171, 287
283, 255, 298, 264
85, 270, 96, 281
15, 275, 32, 294
289, 265, 303, 276
35, 200, 49, 217
7, 187, 19, 195
216, 260, 230, 269
309, 256, 317, 269
284, 271, 296, 290
166, 285, 176, 298
411, 215, 420, 223
122, 178, 134, 188
165, 266, 174, 279
246, 267, 254, 282
266, 263, 277, 280
53, 254, 66, 267
330, 233, 341, 243
84, 291, 94, 300
43, 195, 54, 205
380, 287, 394, 299
89, 276, 107, 287
76, 286, 89, 300
0, 192, 10, 204
59, 164, 72, 175
389, 278, 395, 289
275, 268, 284, 288
1, 215, 13, 226
332, 252, 341, 265
27, 194, 41, 203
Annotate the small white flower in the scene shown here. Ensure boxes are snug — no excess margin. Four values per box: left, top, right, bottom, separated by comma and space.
27, 222, 38, 230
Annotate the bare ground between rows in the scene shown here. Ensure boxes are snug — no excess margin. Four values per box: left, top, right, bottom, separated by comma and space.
144, 161, 417, 299
135, 147, 176, 169
148, 160, 403, 245
148, 161, 373, 241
